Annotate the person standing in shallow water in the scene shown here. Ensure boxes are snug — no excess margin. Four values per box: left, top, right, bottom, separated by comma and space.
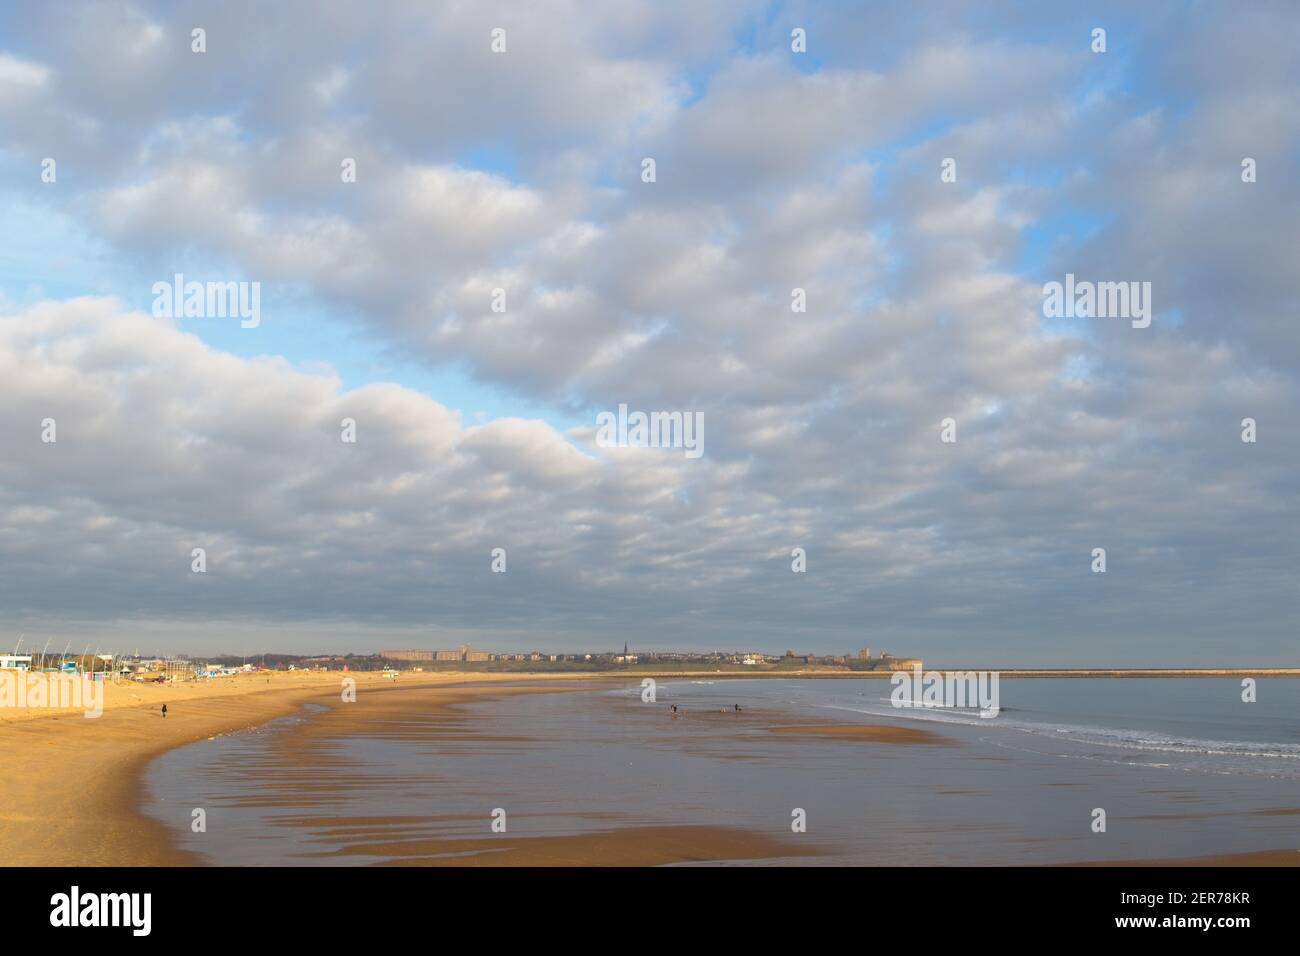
161, 704, 167, 719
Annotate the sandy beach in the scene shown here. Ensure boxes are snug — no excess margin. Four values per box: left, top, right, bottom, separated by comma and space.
0, 671, 581, 866
4, 672, 1298, 867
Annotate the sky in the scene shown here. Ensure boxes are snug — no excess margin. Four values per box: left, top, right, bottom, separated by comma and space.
1, 1, 1297, 664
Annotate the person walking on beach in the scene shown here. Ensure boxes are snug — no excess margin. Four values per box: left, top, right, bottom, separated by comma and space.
161, 704, 167, 719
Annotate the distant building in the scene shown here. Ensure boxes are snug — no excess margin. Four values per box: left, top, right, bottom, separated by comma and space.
0, 655, 32, 671
410, 645, 495, 662
382, 649, 435, 661
874, 653, 923, 672
858, 648, 871, 660
163, 659, 193, 680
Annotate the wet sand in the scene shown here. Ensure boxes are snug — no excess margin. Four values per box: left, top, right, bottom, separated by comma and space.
1, 673, 829, 866
767, 723, 945, 744
145, 679, 825, 865
340, 826, 821, 866
1089, 848, 1300, 866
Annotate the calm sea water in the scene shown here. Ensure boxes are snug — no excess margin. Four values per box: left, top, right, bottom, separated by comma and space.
144, 678, 1300, 865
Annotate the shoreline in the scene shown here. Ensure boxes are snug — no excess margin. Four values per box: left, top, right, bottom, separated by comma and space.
0, 671, 595, 866
139, 678, 827, 867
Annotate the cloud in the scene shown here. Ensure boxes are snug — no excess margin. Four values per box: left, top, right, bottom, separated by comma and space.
1, 0, 1297, 661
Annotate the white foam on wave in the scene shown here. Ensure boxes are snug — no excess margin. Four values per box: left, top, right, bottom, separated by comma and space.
807, 695, 1300, 778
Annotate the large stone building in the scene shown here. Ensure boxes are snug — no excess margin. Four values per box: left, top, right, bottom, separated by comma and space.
381, 649, 435, 661
383, 646, 491, 663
